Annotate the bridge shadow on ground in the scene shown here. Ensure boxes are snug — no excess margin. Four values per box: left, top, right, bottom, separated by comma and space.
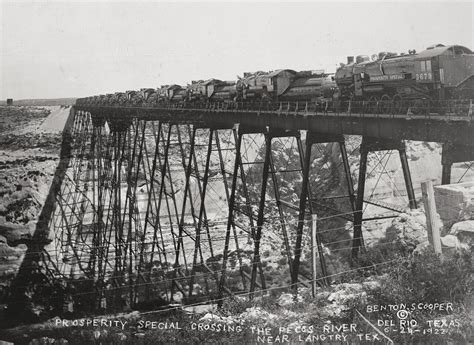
3, 109, 75, 327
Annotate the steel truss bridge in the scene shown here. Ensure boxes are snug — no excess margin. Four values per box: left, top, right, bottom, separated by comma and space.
7, 100, 474, 319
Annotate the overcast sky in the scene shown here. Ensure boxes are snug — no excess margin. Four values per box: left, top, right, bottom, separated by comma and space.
1, 1, 472, 100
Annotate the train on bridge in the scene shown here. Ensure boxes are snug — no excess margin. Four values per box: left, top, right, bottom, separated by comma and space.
76, 44, 473, 115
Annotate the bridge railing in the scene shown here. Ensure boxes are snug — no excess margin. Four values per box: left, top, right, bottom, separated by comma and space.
78, 98, 473, 119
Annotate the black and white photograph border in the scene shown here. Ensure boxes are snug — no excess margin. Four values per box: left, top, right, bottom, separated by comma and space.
0, 0, 473, 344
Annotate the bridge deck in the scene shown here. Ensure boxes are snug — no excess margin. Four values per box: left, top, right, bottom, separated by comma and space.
77, 105, 474, 147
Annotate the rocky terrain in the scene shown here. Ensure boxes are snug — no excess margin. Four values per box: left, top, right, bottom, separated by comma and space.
0, 106, 70, 304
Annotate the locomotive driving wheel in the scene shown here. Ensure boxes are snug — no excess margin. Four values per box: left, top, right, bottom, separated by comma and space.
392, 94, 407, 115
366, 96, 379, 114
379, 94, 391, 114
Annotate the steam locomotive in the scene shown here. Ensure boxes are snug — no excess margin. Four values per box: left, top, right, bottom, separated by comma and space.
76, 44, 473, 115
335, 44, 474, 113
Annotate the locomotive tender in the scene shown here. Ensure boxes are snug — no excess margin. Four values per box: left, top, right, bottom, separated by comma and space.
76, 44, 473, 115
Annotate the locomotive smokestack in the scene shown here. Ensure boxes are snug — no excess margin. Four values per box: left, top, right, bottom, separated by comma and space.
347, 56, 354, 64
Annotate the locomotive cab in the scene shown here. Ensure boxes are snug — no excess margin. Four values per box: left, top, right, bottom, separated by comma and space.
415, 45, 474, 99
140, 88, 155, 102
204, 79, 225, 99
166, 84, 187, 101
266, 69, 297, 97
240, 70, 296, 101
